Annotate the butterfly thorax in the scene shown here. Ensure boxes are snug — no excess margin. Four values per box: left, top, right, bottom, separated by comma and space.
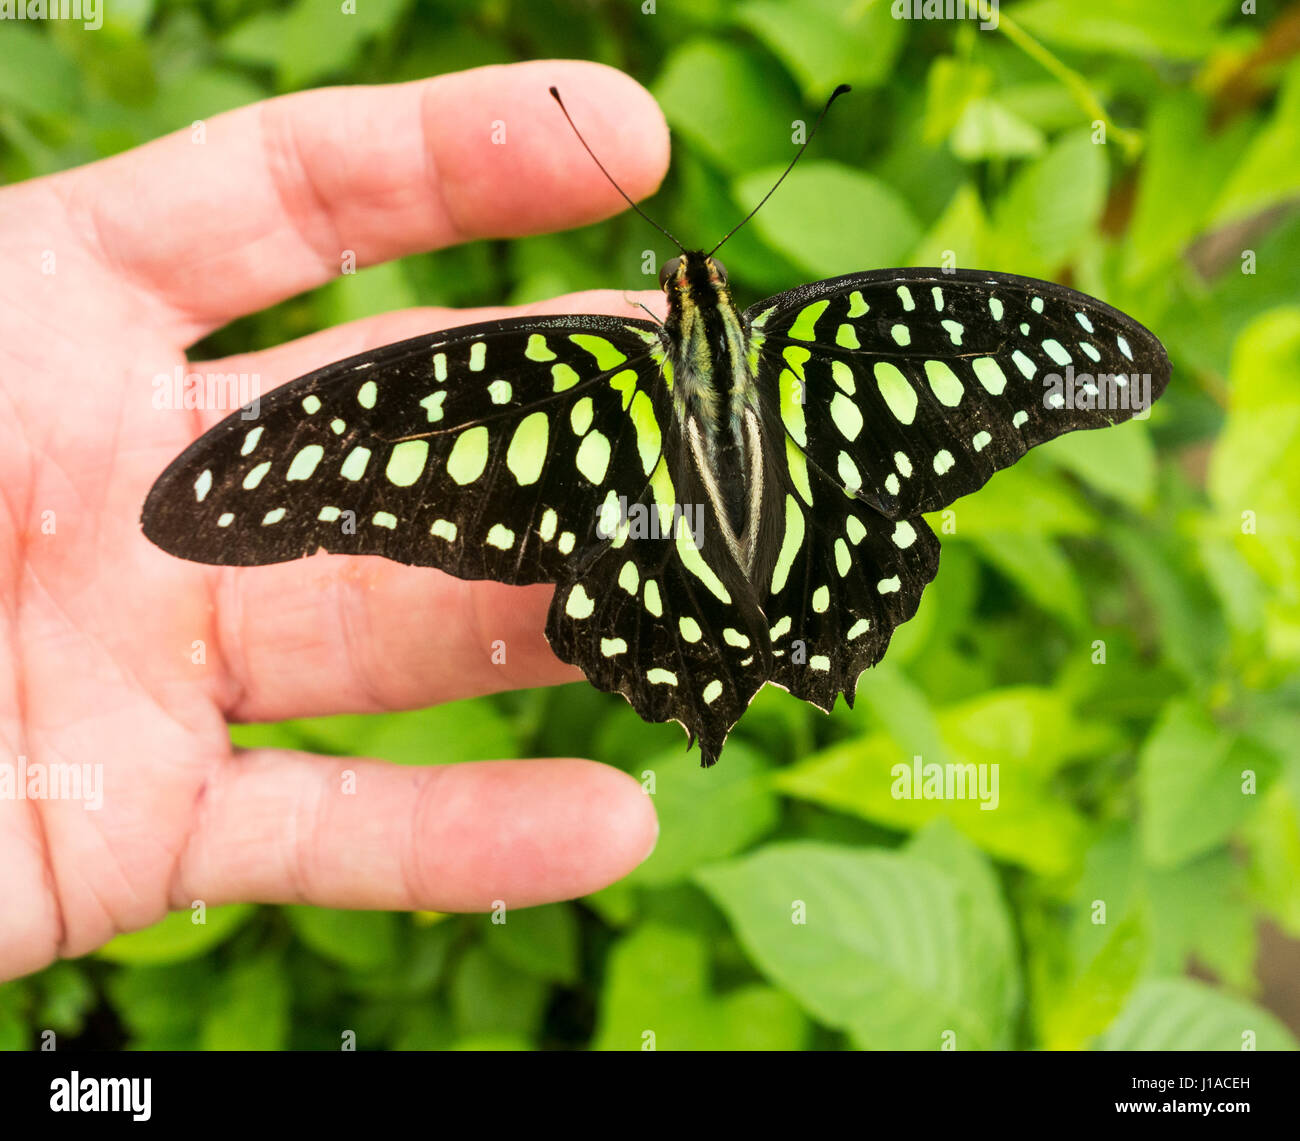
661, 251, 777, 587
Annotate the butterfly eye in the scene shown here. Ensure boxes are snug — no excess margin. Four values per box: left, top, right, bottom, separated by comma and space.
710, 257, 728, 283
658, 256, 683, 291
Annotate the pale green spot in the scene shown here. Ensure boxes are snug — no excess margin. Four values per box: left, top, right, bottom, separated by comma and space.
644, 579, 663, 617
468, 342, 487, 372
891, 323, 911, 347
217, 512, 234, 527
875, 362, 917, 425
1031, 296, 1045, 313
703, 680, 723, 704
972, 430, 992, 452
570, 396, 595, 436
339, 447, 371, 482
318, 506, 341, 522
241, 427, 263, 456
847, 618, 870, 641
486, 524, 515, 550
302, 395, 322, 414
539, 508, 558, 541
1020, 323, 1031, 335
836, 323, 860, 349
780, 364, 807, 446
837, 451, 861, 493
618, 561, 639, 594
506, 412, 548, 486
372, 511, 397, 530
287, 444, 325, 481
630, 390, 661, 476
924, 359, 963, 406
609, 368, 637, 411
787, 438, 813, 504
679, 616, 702, 643
488, 379, 512, 404
1117, 334, 1133, 360
941, 319, 964, 346
433, 353, 448, 382
1012, 350, 1036, 378
932, 286, 944, 310
723, 628, 749, 648
569, 334, 626, 371
835, 539, 851, 577
330, 418, 346, 434
897, 285, 915, 311
933, 449, 955, 474
831, 360, 855, 394
647, 668, 677, 687
385, 440, 428, 487
356, 381, 377, 409
1042, 339, 1071, 366
1076, 312, 1094, 333
812, 585, 830, 612
243, 461, 271, 490
878, 576, 901, 594
446, 426, 489, 485
895, 451, 912, 478
430, 519, 457, 541
846, 516, 867, 545
552, 363, 580, 392
830, 391, 863, 441
972, 357, 1007, 395
419, 391, 446, 422
1081, 342, 1101, 362
989, 297, 1004, 321
195, 469, 213, 501
809, 655, 830, 672
787, 299, 829, 341
261, 507, 285, 525
885, 473, 901, 496
892, 521, 916, 548
770, 616, 792, 639
566, 584, 595, 619
771, 494, 805, 595
1013, 410, 1029, 428
557, 531, 576, 554
575, 431, 611, 484
601, 637, 627, 657
847, 291, 869, 317
525, 334, 556, 362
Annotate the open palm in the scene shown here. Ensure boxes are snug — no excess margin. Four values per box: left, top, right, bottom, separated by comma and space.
0, 60, 664, 982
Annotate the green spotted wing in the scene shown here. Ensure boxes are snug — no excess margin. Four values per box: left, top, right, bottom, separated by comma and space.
143, 314, 666, 581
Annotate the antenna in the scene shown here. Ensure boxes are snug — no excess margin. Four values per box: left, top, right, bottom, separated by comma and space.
549, 87, 685, 253
708, 83, 851, 256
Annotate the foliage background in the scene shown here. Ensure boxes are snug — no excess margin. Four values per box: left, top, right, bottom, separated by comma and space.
2, 0, 1299, 1050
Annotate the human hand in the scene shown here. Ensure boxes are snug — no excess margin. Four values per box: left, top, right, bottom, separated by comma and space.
0, 60, 665, 982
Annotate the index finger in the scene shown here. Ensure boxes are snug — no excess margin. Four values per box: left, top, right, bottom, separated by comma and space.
54, 59, 668, 344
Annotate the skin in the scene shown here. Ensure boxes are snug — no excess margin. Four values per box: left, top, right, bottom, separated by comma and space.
0, 59, 667, 982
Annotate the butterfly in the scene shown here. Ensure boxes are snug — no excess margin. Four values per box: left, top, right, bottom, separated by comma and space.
141, 86, 1171, 766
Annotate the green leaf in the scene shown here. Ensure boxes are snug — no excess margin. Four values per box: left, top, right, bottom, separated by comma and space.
34, 963, 95, 1037
969, 532, 1088, 630
654, 40, 800, 175
592, 922, 807, 1050
696, 841, 1018, 1049
990, 130, 1107, 276
951, 99, 1046, 161
735, 0, 905, 98
0, 25, 78, 117
921, 57, 993, 146
108, 962, 214, 1049
1209, 58, 1300, 229
1096, 978, 1298, 1050
1013, 0, 1237, 61
483, 904, 580, 985
628, 741, 779, 886
735, 161, 922, 280
283, 907, 402, 971
776, 688, 1101, 876
96, 904, 255, 965
450, 946, 549, 1039
1043, 419, 1156, 511
931, 458, 1099, 537
1138, 698, 1271, 868
199, 953, 290, 1050
907, 183, 991, 271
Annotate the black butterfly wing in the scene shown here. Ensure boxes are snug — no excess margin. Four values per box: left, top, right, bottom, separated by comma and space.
142, 314, 666, 585
748, 267, 1172, 520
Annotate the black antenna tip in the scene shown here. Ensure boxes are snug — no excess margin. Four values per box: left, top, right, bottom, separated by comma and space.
549, 86, 561, 101
830, 83, 852, 100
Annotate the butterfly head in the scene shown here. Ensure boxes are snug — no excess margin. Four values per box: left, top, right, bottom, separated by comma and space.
659, 251, 730, 310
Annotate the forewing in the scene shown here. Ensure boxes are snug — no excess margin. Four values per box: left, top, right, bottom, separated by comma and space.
748, 267, 1171, 518
142, 315, 666, 584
